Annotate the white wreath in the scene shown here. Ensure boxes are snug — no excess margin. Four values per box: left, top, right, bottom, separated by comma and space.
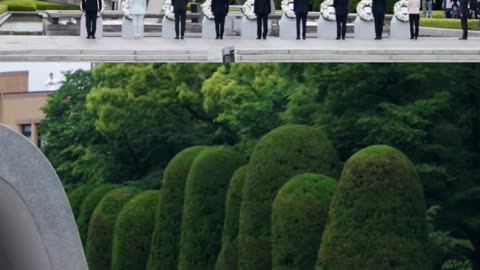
356, 0, 373, 21
281, 0, 296, 18
162, 0, 175, 20
121, 0, 132, 20
320, 0, 336, 21
241, 0, 257, 20
393, 0, 409, 22
202, 0, 215, 19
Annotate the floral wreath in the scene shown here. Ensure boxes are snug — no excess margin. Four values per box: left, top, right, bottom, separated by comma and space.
356, 0, 373, 21
121, 0, 132, 20
201, 0, 215, 19
162, 0, 175, 20
320, 0, 336, 21
281, 0, 296, 18
393, 0, 409, 22
241, 0, 257, 20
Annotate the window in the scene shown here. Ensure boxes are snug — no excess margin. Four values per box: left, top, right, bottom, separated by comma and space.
20, 124, 32, 141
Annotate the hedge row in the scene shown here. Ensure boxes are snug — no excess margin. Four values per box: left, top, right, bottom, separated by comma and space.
68, 183, 98, 219
0, 0, 77, 11
420, 18, 480, 31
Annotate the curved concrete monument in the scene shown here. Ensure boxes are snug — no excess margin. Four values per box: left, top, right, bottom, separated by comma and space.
0, 124, 88, 270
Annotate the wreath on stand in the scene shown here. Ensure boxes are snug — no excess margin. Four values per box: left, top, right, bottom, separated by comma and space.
281, 0, 296, 18
201, 0, 215, 19
320, 0, 336, 21
162, 0, 175, 20
241, 0, 257, 20
356, 0, 373, 21
121, 0, 132, 20
393, 0, 409, 22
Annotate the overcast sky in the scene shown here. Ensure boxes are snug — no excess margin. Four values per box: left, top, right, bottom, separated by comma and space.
0, 62, 92, 91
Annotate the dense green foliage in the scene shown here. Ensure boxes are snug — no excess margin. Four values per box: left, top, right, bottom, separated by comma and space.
272, 173, 337, 270
0, 3, 7, 13
85, 187, 141, 270
1, 0, 36, 11
318, 145, 430, 269
77, 184, 118, 245
215, 165, 248, 270
147, 146, 207, 270
238, 125, 340, 270
68, 183, 98, 219
112, 190, 160, 270
178, 148, 245, 270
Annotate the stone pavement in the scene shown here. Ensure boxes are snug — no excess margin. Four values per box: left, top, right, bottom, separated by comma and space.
0, 35, 479, 62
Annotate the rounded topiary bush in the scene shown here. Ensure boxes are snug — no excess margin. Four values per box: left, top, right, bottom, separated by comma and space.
215, 165, 248, 270
112, 190, 160, 270
68, 183, 98, 219
147, 146, 207, 270
317, 145, 430, 270
85, 187, 141, 270
272, 173, 337, 270
77, 184, 118, 246
238, 124, 340, 270
178, 147, 245, 270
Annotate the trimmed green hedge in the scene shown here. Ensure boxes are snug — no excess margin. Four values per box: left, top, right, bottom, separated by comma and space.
35, 1, 78, 10
77, 184, 118, 246
68, 183, 98, 219
272, 173, 337, 270
86, 187, 141, 270
318, 145, 430, 270
0, 3, 7, 14
238, 125, 340, 270
178, 147, 245, 270
147, 146, 207, 270
112, 190, 160, 270
2, 0, 37, 11
420, 18, 480, 31
215, 165, 248, 270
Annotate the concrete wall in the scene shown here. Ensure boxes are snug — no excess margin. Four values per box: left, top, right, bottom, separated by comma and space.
0, 71, 28, 93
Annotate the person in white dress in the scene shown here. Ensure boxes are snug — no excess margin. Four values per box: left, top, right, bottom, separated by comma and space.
129, 0, 146, 38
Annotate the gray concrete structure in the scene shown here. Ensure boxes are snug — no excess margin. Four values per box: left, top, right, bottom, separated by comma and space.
202, 17, 216, 39
317, 16, 336, 39
0, 124, 88, 270
390, 17, 410, 39
354, 17, 375, 39
279, 14, 296, 39
241, 17, 258, 39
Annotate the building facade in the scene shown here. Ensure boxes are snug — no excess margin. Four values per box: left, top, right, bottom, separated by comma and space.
0, 71, 51, 147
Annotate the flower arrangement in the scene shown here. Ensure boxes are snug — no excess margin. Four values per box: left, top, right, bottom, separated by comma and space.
356, 0, 373, 21
320, 0, 336, 21
162, 0, 175, 20
393, 0, 409, 22
121, 0, 132, 20
241, 0, 257, 20
201, 0, 215, 19
281, 0, 296, 18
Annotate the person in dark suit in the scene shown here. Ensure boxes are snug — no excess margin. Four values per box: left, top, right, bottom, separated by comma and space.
211, 0, 229, 39
334, 0, 348, 39
172, 0, 188, 39
294, 0, 309, 39
372, 0, 386, 39
81, 0, 102, 39
254, 0, 271, 39
459, 0, 469, 39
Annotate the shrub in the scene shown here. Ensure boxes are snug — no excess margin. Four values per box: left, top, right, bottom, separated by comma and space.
317, 145, 430, 270
272, 173, 337, 270
68, 183, 98, 219
420, 18, 480, 31
77, 184, 118, 246
238, 125, 340, 270
85, 187, 141, 270
147, 146, 207, 270
112, 190, 160, 270
0, 4, 8, 14
35, 1, 78, 10
2, 0, 37, 11
215, 165, 248, 270
178, 147, 245, 270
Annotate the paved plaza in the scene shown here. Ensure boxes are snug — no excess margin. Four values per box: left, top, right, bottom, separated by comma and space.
0, 35, 479, 62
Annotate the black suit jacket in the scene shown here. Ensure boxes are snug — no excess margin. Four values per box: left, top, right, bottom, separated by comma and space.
172, 0, 188, 12
254, 0, 271, 14
372, 0, 386, 14
333, 0, 348, 16
294, 0, 309, 13
459, 0, 469, 14
212, 0, 229, 14
81, 0, 102, 12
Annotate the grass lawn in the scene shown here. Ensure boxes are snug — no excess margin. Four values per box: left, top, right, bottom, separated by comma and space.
0, 0, 78, 11
420, 17, 480, 30
0, 3, 7, 13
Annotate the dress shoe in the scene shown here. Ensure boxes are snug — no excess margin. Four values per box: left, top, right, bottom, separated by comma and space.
302, 36, 306, 40
263, 36, 266, 40
374, 37, 381, 40
87, 36, 91, 39
92, 36, 96, 39
415, 36, 418, 39
459, 37, 467, 40
220, 36, 223, 39
296, 37, 300, 40
216, 36, 219, 39
181, 36, 184, 39
410, 37, 414, 39
256, 37, 261, 39
342, 36, 345, 40
175, 36, 179, 39
336, 37, 340, 40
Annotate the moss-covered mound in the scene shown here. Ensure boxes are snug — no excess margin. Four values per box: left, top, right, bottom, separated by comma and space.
238, 124, 340, 270
85, 187, 141, 270
77, 184, 118, 246
215, 165, 248, 270
68, 183, 98, 219
178, 147, 245, 270
112, 190, 160, 270
317, 145, 430, 270
272, 173, 337, 270
147, 146, 207, 270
